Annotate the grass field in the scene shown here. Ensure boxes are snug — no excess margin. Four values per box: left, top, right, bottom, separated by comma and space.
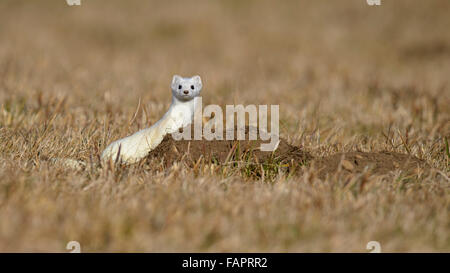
0, 0, 449, 252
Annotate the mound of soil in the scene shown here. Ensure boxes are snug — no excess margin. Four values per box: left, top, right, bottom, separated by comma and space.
146, 126, 429, 178
147, 126, 312, 167
313, 151, 429, 179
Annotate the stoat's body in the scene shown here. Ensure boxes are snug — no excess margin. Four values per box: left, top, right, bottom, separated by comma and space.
101, 75, 202, 164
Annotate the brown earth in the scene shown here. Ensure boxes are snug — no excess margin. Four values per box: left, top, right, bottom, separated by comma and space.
146, 126, 429, 178
312, 151, 429, 179
147, 126, 312, 167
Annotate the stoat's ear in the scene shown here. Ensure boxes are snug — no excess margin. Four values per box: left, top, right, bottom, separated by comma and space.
171, 75, 182, 90
192, 75, 202, 89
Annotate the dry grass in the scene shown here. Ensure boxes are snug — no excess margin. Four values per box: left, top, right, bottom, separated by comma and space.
0, 0, 449, 252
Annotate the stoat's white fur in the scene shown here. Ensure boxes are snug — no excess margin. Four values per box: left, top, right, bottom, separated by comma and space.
54, 75, 202, 169
101, 75, 202, 164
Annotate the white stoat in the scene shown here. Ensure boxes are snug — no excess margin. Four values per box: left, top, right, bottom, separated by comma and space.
101, 75, 202, 164
55, 75, 202, 169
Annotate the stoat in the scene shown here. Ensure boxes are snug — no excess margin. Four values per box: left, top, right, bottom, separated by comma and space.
101, 75, 202, 164
54, 75, 202, 169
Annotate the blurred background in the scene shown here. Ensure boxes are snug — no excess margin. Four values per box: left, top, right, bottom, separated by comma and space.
1, 0, 449, 139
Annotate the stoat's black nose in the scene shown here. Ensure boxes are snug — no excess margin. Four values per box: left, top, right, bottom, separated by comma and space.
183, 90, 189, 95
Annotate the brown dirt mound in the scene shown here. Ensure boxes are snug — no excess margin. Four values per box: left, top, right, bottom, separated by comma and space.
146, 126, 429, 178
313, 151, 429, 179
147, 126, 312, 167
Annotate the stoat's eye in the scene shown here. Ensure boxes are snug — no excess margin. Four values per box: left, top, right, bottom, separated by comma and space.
178, 85, 182, 89
191, 85, 195, 90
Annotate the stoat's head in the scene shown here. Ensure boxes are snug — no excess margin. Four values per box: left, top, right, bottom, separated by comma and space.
171, 75, 202, 101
